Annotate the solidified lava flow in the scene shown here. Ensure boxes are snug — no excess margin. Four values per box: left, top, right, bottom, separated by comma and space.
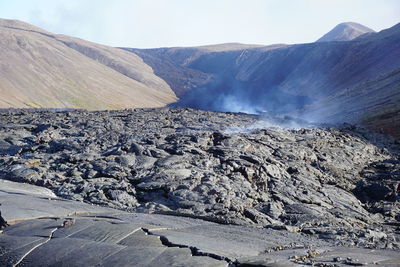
0, 108, 399, 249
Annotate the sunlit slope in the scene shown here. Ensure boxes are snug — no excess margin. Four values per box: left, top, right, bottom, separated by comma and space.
0, 19, 177, 110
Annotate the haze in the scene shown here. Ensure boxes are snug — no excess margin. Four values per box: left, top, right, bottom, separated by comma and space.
0, 0, 399, 48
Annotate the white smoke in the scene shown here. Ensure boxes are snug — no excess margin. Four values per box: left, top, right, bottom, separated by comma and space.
223, 113, 315, 135
219, 94, 259, 115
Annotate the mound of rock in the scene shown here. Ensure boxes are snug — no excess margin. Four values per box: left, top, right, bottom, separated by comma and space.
0, 108, 399, 250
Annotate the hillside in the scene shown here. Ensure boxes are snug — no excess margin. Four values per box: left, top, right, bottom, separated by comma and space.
301, 68, 400, 138
130, 23, 399, 111
129, 22, 400, 137
126, 43, 287, 98
0, 19, 177, 110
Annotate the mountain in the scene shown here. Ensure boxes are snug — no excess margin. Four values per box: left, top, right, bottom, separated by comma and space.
316, 22, 375, 42
126, 22, 400, 137
301, 24, 400, 138
130, 23, 399, 111
0, 19, 177, 110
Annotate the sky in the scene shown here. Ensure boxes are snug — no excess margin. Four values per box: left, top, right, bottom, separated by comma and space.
0, 0, 399, 48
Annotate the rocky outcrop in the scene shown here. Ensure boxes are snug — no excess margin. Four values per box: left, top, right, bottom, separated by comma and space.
1, 108, 399, 251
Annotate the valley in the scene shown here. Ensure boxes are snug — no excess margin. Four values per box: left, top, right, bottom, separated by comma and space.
0, 17, 399, 266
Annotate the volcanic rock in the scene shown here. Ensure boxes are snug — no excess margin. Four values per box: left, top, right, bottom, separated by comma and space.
0, 108, 399, 253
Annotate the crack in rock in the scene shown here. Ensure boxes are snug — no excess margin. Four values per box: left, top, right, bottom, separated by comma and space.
12, 225, 61, 266
141, 227, 235, 265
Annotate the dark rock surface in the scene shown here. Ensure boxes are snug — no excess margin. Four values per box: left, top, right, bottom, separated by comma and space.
0, 108, 400, 257
1, 180, 400, 266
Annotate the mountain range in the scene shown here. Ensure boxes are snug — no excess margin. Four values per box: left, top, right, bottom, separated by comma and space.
0, 19, 399, 137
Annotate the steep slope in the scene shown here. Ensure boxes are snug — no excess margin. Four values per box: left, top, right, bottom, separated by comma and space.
0, 19, 176, 110
127, 47, 212, 97
301, 68, 400, 138
316, 22, 375, 42
190, 24, 398, 101
301, 24, 400, 138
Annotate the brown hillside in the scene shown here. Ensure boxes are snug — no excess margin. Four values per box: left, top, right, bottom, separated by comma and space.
0, 19, 177, 110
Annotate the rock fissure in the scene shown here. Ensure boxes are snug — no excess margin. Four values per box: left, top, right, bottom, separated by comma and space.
12, 226, 60, 266
141, 227, 234, 264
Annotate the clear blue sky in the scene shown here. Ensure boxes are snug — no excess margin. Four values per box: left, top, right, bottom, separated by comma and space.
0, 0, 399, 48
